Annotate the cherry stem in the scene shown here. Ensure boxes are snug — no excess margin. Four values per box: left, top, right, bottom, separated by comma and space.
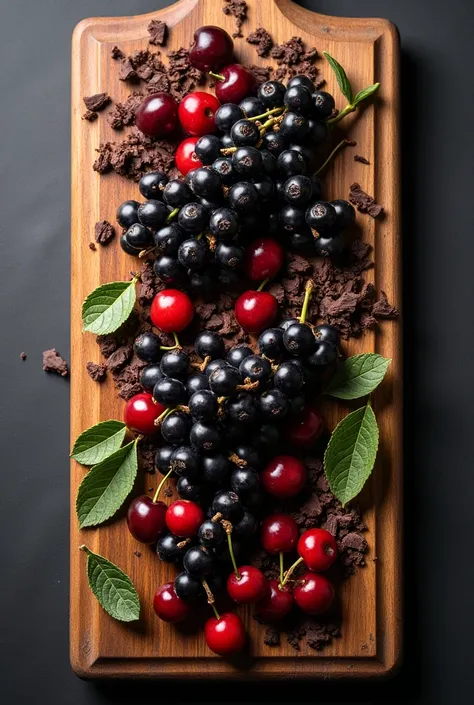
299, 279, 314, 324
257, 278, 269, 292
314, 138, 350, 176
160, 344, 180, 351
222, 521, 241, 580
248, 106, 285, 122
153, 467, 173, 503
279, 552, 284, 585
211, 603, 220, 620
166, 207, 180, 223
172, 332, 180, 347
280, 556, 303, 588
209, 71, 225, 82
326, 104, 357, 126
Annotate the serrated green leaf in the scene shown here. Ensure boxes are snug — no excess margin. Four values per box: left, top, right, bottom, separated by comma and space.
324, 403, 379, 506
71, 420, 127, 466
352, 83, 380, 107
82, 280, 136, 335
76, 441, 138, 528
326, 354, 391, 400
323, 51, 353, 103
80, 545, 140, 622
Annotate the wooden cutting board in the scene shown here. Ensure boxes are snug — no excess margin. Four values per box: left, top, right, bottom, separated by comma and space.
71, 0, 401, 679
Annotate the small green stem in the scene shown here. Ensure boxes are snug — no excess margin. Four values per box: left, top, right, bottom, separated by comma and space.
209, 71, 225, 82
279, 552, 284, 585
280, 557, 303, 588
173, 332, 180, 347
211, 603, 220, 620
314, 138, 350, 176
166, 207, 179, 223
160, 344, 179, 351
154, 406, 173, 427
138, 245, 156, 259
196, 232, 203, 241
299, 280, 314, 324
248, 106, 284, 122
226, 530, 241, 580
257, 278, 269, 292
326, 104, 356, 126
153, 467, 173, 503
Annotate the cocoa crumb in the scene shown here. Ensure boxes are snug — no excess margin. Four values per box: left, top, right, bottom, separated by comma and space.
42, 349, 68, 377
349, 182, 384, 219
118, 58, 139, 82
249, 64, 273, 85
96, 335, 118, 359
86, 362, 107, 383
83, 92, 110, 112
89, 242, 97, 251
134, 551, 142, 558
139, 442, 156, 473
164, 487, 173, 498
246, 27, 273, 57
222, 0, 248, 38
263, 626, 280, 646
94, 220, 115, 245
111, 46, 125, 60
371, 290, 399, 319
82, 110, 98, 122
147, 20, 168, 46
106, 345, 133, 373
354, 154, 370, 165
20, 352, 27, 361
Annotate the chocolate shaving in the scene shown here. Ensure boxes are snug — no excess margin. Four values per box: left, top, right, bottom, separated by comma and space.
94, 220, 115, 245
349, 182, 384, 219
222, 0, 248, 38
42, 349, 68, 377
147, 20, 168, 46
83, 92, 110, 112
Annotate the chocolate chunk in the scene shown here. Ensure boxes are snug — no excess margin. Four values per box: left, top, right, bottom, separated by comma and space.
267, 282, 285, 304
246, 27, 273, 57
139, 442, 156, 473
206, 314, 224, 330
342, 533, 368, 552
270, 36, 305, 65
138, 260, 158, 305
42, 349, 68, 377
88, 242, 97, 252
354, 154, 370, 165
118, 58, 139, 82
111, 46, 125, 60
134, 550, 142, 558
83, 92, 110, 112
306, 621, 341, 650
147, 19, 168, 46
222, 0, 248, 38
371, 290, 399, 319
20, 352, 27, 361
349, 182, 384, 219
96, 334, 118, 359
195, 302, 217, 322
82, 110, 98, 122
146, 72, 171, 94
249, 64, 273, 85
86, 362, 107, 382
106, 344, 133, 373
94, 220, 115, 245
263, 626, 281, 646
287, 254, 312, 275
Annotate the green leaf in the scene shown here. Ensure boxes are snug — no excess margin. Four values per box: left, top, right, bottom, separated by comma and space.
326, 354, 391, 400
76, 441, 138, 528
80, 545, 140, 622
82, 280, 136, 335
324, 403, 379, 506
323, 51, 353, 103
352, 82, 380, 107
71, 420, 127, 466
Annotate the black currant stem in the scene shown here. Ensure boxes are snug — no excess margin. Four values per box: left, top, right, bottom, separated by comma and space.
138, 245, 157, 259
280, 556, 303, 588
248, 106, 285, 122
202, 579, 220, 620
160, 344, 180, 351
314, 138, 351, 176
299, 280, 314, 324
257, 278, 269, 292
153, 467, 173, 503
166, 207, 180, 223
279, 552, 284, 585
209, 71, 225, 82
220, 146, 237, 155
154, 406, 173, 427
173, 332, 180, 347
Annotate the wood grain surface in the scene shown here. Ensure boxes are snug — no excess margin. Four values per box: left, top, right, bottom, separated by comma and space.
71, 0, 401, 679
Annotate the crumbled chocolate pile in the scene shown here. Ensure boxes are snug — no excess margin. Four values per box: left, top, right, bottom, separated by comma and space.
245, 30, 323, 85
94, 220, 115, 246
42, 349, 68, 377
354, 154, 370, 165
139, 441, 157, 473
246, 27, 273, 57
107, 93, 144, 130
349, 182, 384, 219
93, 130, 177, 182
82, 110, 98, 122
222, 0, 248, 38
371, 290, 399, 319
86, 361, 107, 382
147, 20, 168, 46
249, 65, 273, 85
20, 352, 27, 361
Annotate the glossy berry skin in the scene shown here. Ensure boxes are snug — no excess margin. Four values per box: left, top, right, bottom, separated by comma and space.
150, 289, 194, 333
259, 389, 290, 421
156, 533, 187, 563
261, 455, 307, 498
209, 365, 242, 396
283, 175, 313, 207
139, 171, 168, 200
232, 146, 262, 176
163, 179, 194, 208
178, 237, 208, 270
190, 421, 222, 454
261, 131, 286, 156
306, 118, 328, 145
117, 200, 140, 229
239, 354, 272, 385
198, 519, 226, 547
124, 393, 164, 435
231, 467, 259, 494
133, 332, 162, 363
120, 232, 140, 256
202, 453, 231, 484
195, 331, 225, 361
177, 476, 201, 501
226, 393, 258, 425
227, 566, 268, 604
153, 224, 185, 256
174, 571, 203, 602
190, 167, 222, 199
255, 579, 294, 622
311, 90, 336, 120
135, 93, 178, 138
230, 119, 261, 147
283, 322, 316, 357
209, 207, 239, 240
258, 80, 286, 108
153, 377, 187, 407
279, 204, 305, 232
153, 256, 185, 286
215, 64, 257, 105
211, 157, 238, 186
195, 135, 222, 165
293, 571, 335, 615
279, 112, 309, 142
127, 496, 167, 544
155, 445, 175, 475
204, 359, 230, 378
277, 149, 307, 177
235, 290, 278, 334
170, 446, 201, 479
138, 200, 168, 229
313, 233, 345, 258
188, 390, 218, 421
305, 201, 337, 230
179, 91, 220, 136
314, 324, 340, 347
284, 84, 313, 114
244, 237, 284, 282
274, 361, 304, 397
160, 349, 189, 380
298, 528, 338, 572
306, 341, 338, 368
165, 500, 204, 537
204, 612, 246, 656
287, 74, 315, 92
239, 96, 265, 117
212, 491, 243, 522
183, 545, 214, 577
126, 223, 153, 249
261, 513, 299, 554
140, 363, 163, 392
233, 510, 258, 538
153, 583, 191, 623
161, 412, 191, 445
186, 373, 209, 394
215, 242, 245, 270
286, 405, 325, 448
215, 102, 244, 132
332, 199, 356, 229
227, 346, 252, 368
189, 25, 234, 72
228, 181, 259, 213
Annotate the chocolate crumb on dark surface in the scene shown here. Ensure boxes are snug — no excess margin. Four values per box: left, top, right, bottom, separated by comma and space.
354, 154, 370, 165
83, 92, 110, 112
42, 349, 68, 377
263, 626, 281, 646
139, 442, 156, 473
94, 220, 115, 245
147, 20, 168, 46
222, 0, 248, 38
89, 242, 97, 251
82, 110, 98, 122
93, 130, 177, 181
349, 182, 384, 219
86, 362, 107, 383
20, 352, 27, 361
246, 27, 274, 56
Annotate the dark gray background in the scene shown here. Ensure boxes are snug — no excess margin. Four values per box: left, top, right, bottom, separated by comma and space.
1, 0, 473, 702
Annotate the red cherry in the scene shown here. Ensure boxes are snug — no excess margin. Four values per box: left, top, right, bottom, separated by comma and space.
261, 455, 307, 498
214, 64, 257, 105
234, 290, 278, 334
165, 500, 204, 537
127, 496, 167, 544
150, 289, 194, 333
175, 136, 203, 176
286, 405, 325, 448
297, 528, 338, 572
178, 91, 220, 136
124, 392, 165, 435
153, 582, 191, 623
189, 26, 234, 72
135, 93, 178, 138
293, 571, 335, 615
244, 238, 284, 282
255, 579, 294, 622
204, 612, 246, 656
227, 566, 268, 604
260, 513, 299, 554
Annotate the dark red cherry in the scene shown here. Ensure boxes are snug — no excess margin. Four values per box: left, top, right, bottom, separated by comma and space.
135, 93, 178, 138
165, 499, 204, 537
286, 405, 325, 448
175, 136, 203, 175
227, 565, 268, 604
255, 579, 294, 622
153, 582, 191, 623
150, 289, 194, 333
261, 455, 307, 498
297, 528, 338, 572
124, 393, 165, 435
234, 290, 278, 334
178, 91, 220, 136
189, 26, 234, 72
214, 64, 257, 105
204, 612, 246, 656
244, 237, 284, 281
293, 571, 335, 615
260, 513, 299, 554
127, 496, 166, 544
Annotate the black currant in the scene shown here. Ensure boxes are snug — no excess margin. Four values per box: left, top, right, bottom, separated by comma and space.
313, 233, 345, 258
239, 96, 265, 118
211, 157, 238, 185
178, 202, 209, 234
133, 332, 161, 363
283, 175, 313, 207
278, 112, 309, 142
153, 255, 185, 285
174, 571, 203, 601
227, 346, 252, 368
153, 223, 185, 256
198, 519, 226, 548
161, 411, 191, 445
204, 359, 230, 378
225, 392, 258, 425
306, 118, 328, 145
155, 445, 175, 475
261, 131, 286, 156
306, 340, 338, 367
231, 467, 259, 494
156, 533, 187, 563
277, 149, 307, 177
209, 207, 240, 240
153, 377, 188, 406
258, 327, 285, 359
189, 268, 216, 297
289, 394, 305, 416
232, 146, 263, 176
195, 135, 222, 165
194, 331, 225, 361
202, 454, 231, 484
252, 423, 279, 452
183, 546, 214, 577
259, 389, 290, 420
260, 149, 278, 177
279, 204, 306, 232
220, 133, 235, 149
314, 324, 341, 347
211, 490, 244, 522
287, 75, 315, 93
160, 349, 189, 380
162, 179, 193, 208
215, 103, 244, 132
284, 85, 313, 114
288, 228, 315, 254
230, 119, 260, 147
311, 90, 336, 120
274, 360, 305, 397
178, 237, 208, 270
305, 201, 337, 230
177, 476, 201, 501
137, 200, 168, 230
228, 181, 259, 212
279, 317, 299, 331
209, 365, 242, 396
140, 363, 163, 392
189, 168, 222, 199
233, 444, 262, 469
283, 322, 317, 356
332, 199, 356, 229
186, 373, 209, 395
239, 354, 272, 385
126, 223, 153, 249
252, 174, 275, 201
215, 241, 245, 270
117, 200, 140, 229
170, 445, 201, 478
139, 171, 168, 200
188, 390, 218, 421
190, 421, 222, 454
233, 510, 258, 538
258, 80, 286, 108
120, 232, 141, 256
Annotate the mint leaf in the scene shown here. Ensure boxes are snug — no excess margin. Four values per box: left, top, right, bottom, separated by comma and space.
326, 354, 391, 400
352, 83, 380, 108
76, 441, 138, 528
324, 403, 379, 506
82, 280, 136, 335
71, 420, 127, 466
80, 545, 140, 622
323, 51, 353, 103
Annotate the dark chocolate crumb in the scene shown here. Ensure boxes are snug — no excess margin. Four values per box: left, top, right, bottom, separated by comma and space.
118, 58, 139, 82
111, 46, 125, 60
147, 20, 168, 46
134, 551, 142, 558
94, 220, 115, 245
246, 27, 273, 57
82, 110, 98, 122
222, 0, 248, 38
86, 362, 107, 382
106, 344, 133, 373
164, 487, 173, 498
89, 242, 97, 251
371, 290, 399, 319
42, 349, 68, 377
20, 352, 27, 361
349, 182, 384, 219
249, 64, 273, 85
354, 154, 370, 165
263, 626, 281, 646
83, 92, 110, 112
139, 442, 156, 473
